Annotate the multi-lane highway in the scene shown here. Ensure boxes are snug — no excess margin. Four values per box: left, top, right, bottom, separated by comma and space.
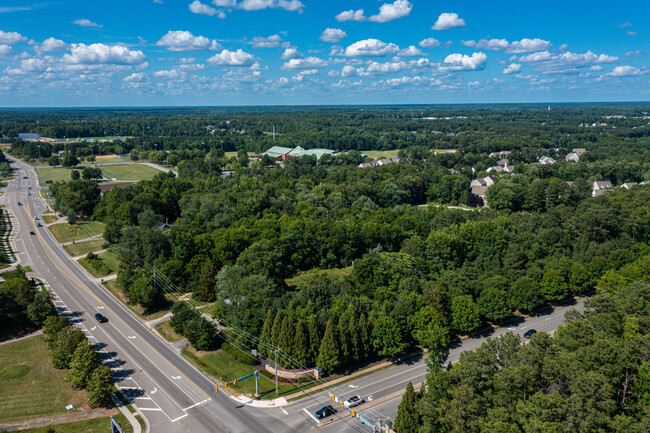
2, 155, 588, 433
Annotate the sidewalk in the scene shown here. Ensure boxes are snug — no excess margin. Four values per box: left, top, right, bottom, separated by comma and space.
111, 394, 142, 433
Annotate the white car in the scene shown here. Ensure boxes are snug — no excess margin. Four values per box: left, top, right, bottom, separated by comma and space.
343, 395, 364, 409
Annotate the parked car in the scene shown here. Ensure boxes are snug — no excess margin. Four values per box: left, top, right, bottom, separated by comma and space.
95, 313, 108, 323
315, 405, 336, 420
523, 329, 537, 339
343, 395, 364, 409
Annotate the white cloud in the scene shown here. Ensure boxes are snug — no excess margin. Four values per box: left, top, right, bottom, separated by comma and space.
62, 43, 146, 65
335, 1, 411, 23
463, 38, 551, 54
281, 47, 302, 59
502, 63, 521, 74
212, 0, 305, 14
343, 39, 419, 57
336, 9, 365, 22
418, 38, 440, 48
281, 56, 327, 70
0, 44, 12, 57
519, 50, 618, 74
432, 13, 465, 30
154, 69, 180, 79
155, 30, 221, 51
603, 65, 647, 77
291, 68, 319, 81
189, 1, 224, 17
590, 65, 602, 71
626, 31, 638, 36
207, 49, 255, 66
251, 34, 282, 48
0, 30, 27, 44
123, 72, 148, 82
438, 52, 487, 72
72, 19, 102, 28
38, 37, 68, 52
617, 22, 632, 28
320, 28, 347, 43
368, 0, 412, 23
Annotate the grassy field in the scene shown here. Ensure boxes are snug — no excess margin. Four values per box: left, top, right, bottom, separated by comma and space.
287, 266, 353, 288
155, 321, 183, 343
93, 156, 124, 164
100, 164, 161, 181
35, 167, 76, 183
49, 222, 105, 243
63, 239, 105, 257
18, 414, 132, 433
79, 251, 119, 277
41, 214, 59, 224
360, 149, 401, 160
0, 335, 88, 423
183, 348, 299, 398
224, 151, 255, 158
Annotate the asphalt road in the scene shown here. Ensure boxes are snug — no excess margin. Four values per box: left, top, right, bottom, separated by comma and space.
2, 156, 588, 433
3, 157, 291, 433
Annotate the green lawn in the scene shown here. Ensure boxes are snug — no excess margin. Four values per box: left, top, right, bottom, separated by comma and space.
224, 151, 255, 158
79, 251, 119, 277
63, 239, 105, 257
155, 321, 182, 343
0, 335, 88, 423
360, 149, 401, 160
19, 413, 133, 433
35, 167, 77, 183
100, 164, 161, 181
93, 156, 124, 164
41, 214, 59, 224
49, 222, 105, 243
183, 349, 298, 398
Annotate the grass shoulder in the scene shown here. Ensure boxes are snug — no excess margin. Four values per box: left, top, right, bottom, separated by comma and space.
155, 321, 183, 343
49, 222, 105, 243
102, 280, 170, 321
63, 239, 105, 257
17, 413, 132, 433
78, 251, 119, 277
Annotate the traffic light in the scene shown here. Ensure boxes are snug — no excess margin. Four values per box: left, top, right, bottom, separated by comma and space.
340, 400, 344, 408
214, 385, 218, 394
233, 378, 238, 385
331, 394, 335, 402
225, 382, 228, 389
351, 409, 356, 417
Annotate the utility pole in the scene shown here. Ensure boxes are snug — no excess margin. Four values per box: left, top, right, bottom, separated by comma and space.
255, 370, 259, 397
274, 349, 279, 396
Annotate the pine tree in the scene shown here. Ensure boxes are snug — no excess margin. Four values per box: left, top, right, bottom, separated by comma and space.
348, 315, 359, 363
358, 313, 370, 360
278, 317, 293, 367
67, 341, 100, 388
337, 318, 350, 366
394, 382, 419, 433
316, 320, 339, 374
293, 320, 308, 366
307, 315, 320, 366
271, 310, 284, 348
259, 309, 274, 358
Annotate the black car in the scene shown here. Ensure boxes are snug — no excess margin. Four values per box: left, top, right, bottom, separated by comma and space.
523, 329, 537, 339
29, 231, 35, 235
17, 202, 22, 206
95, 313, 108, 323
315, 405, 336, 420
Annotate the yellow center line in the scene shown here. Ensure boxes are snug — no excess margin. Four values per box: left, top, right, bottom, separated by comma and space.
18, 170, 213, 400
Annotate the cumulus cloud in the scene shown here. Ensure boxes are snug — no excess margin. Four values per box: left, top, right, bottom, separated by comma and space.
154, 69, 180, 79
432, 13, 465, 30
418, 38, 440, 48
207, 49, 255, 66
320, 28, 347, 43
37, 37, 68, 52
624, 50, 646, 57
72, 19, 102, 28
0, 44, 12, 57
0, 30, 27, 44
123, 72, 148, 82
62, 43, 146, 65
281, 56, 327, 70
502, 63, 521, 74
343, 39, 421, 57
155, 30, 221, 51
438, 52, 487, 72
251, 34, 282, 48
189, 0, 225, 18
462, 38, 551, 54
335, 1, 411, 23
617, 22, 632, 28
519, 50, 618, 74
281, 47, 302, 59
211, 0, 305, 15
603, 65, 647, 77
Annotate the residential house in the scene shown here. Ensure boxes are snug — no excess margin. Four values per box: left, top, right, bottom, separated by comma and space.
621, 182, 638, 190
539, 156, 556, 165
471, 185, 488, 204
496, 158, 510, 166
593, 180, 613, 197
489, 151, 512, 158
358, 157, 400, 168
470, 176, 495, 188
565, 152, 580, 162
573, 148, 586, 156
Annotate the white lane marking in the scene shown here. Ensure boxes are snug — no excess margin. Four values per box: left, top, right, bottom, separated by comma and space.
138, 407, 163, 412
151, 387, 158, 394
170, 414, 189, 422
97, 306, 104, 309
135, 396, 153, 400
367, 395, 373, 401
303, 408, 321, 424
128, 335, 136, 339
171, 376, 181, 380
90, 326, 97, 331
348, 385, 359, 389
182, 398, 210, 411
281, 408, 289, 415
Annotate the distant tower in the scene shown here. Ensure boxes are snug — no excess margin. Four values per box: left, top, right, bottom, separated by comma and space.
548, 105, 551, 112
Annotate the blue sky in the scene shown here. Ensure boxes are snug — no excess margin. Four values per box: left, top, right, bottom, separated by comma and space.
0, 0, 648, 106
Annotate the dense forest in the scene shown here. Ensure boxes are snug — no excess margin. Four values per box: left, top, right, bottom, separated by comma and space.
6, 105, 650, 376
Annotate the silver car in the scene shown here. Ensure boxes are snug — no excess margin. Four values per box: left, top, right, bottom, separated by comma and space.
343, 395, 364, 409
